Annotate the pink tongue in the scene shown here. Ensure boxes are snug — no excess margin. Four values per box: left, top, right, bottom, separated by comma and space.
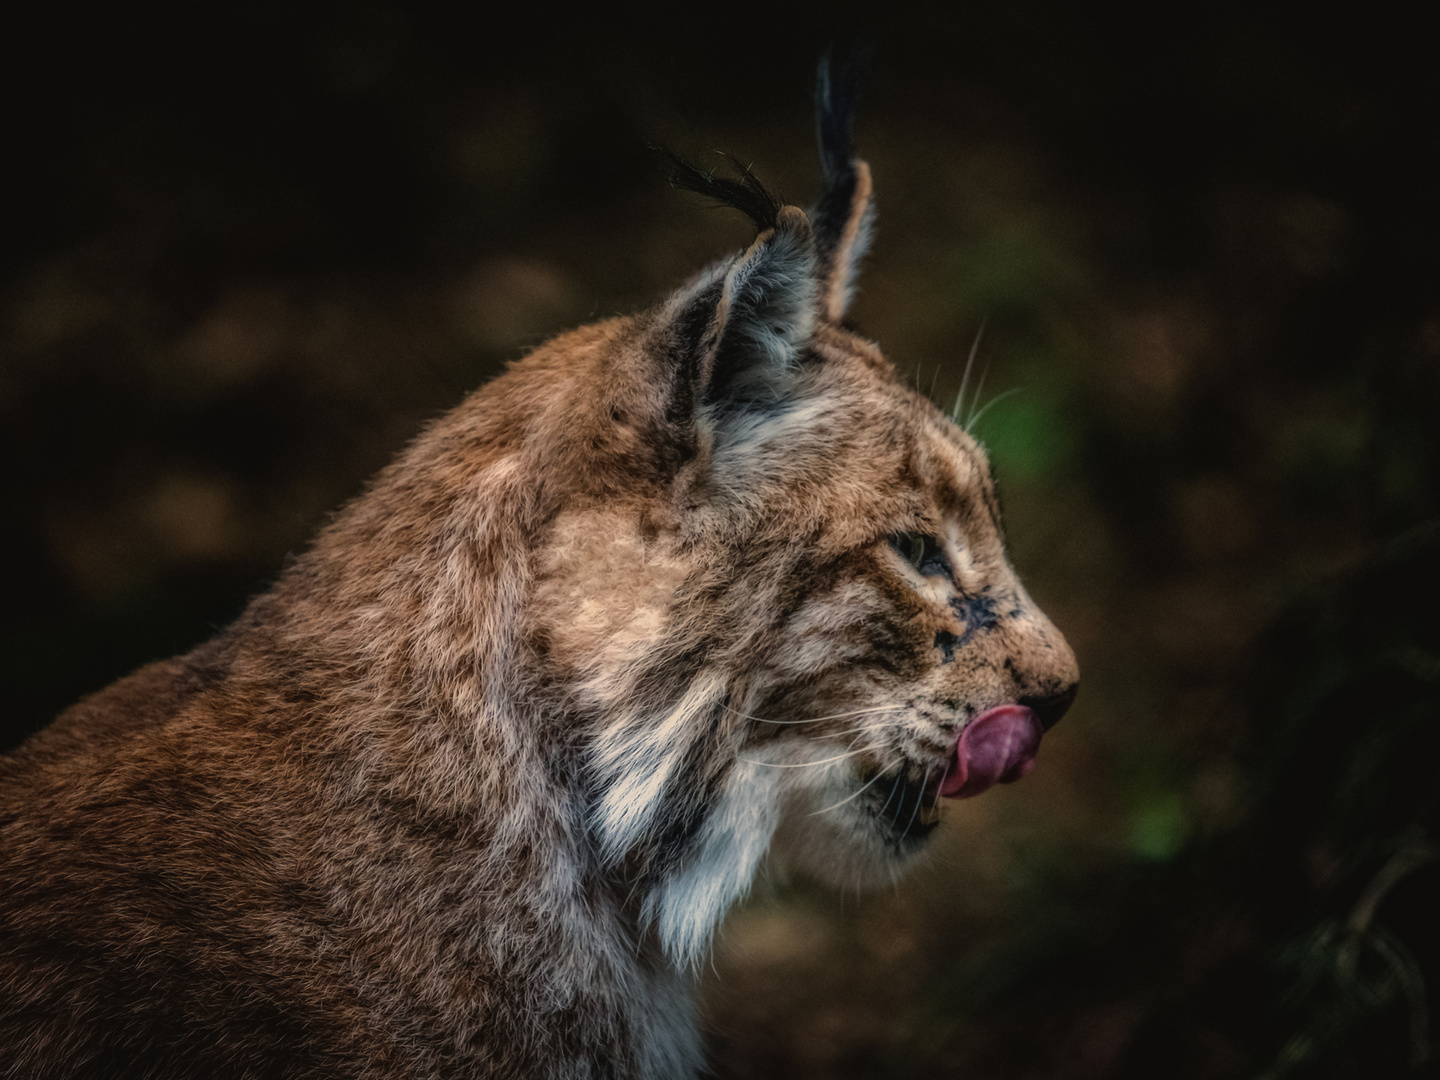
938, 705, 1044, 799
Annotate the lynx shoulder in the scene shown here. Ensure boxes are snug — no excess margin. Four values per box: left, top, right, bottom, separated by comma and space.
0, 70, 1078, 1079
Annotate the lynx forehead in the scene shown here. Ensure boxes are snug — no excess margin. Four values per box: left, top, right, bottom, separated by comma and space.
0, 66, 1078, 1080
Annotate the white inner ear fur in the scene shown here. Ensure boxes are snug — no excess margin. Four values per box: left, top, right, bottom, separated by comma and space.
716, 213, 817, 375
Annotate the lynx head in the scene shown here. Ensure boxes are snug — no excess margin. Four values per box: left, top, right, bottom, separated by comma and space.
511, 67, 1079, 966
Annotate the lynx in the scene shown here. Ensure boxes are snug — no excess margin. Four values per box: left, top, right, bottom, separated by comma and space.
0, 69, 1079, 1079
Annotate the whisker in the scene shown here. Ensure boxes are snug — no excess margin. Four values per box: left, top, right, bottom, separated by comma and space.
967, 386, 1024, 434
810, 721, 899, 742
964, 361, 989, 431
952, 318, 987, 424
737, 745, 872, 770
747, 720, 894, 754
880, 770, 904, 819
902, 764, 933, 837
809, 762, 898, 816
726, 703, 910, 727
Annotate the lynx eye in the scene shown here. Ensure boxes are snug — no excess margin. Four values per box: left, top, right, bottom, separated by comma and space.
890, 532, 950, 578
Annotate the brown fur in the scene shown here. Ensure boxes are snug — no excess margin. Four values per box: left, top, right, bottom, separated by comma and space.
0, 82, 1077, 1079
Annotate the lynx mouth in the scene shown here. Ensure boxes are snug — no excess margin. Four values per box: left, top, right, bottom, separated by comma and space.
862, 763, 944, 846
938, 704, 1043, 800
857, 704, 1045, 844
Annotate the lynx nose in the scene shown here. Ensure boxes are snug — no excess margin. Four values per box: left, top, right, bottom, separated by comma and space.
1019, 685, 1078, 731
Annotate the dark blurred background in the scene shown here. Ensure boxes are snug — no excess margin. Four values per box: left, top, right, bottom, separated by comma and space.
3, 3, 1438, 1077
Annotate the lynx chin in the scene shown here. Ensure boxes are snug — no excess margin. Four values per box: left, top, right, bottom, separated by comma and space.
0, 67, 1079, 1079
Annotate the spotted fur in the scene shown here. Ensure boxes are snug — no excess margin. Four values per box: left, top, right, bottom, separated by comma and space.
0, 72, 1078, 1079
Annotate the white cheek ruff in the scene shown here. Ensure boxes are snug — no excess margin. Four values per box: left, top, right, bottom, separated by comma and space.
643, 757, 781, 969
589, 669, 730, 864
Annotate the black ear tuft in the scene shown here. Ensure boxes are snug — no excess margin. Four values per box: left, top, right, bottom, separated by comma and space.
656, 147, 782, 233
815, 52, 866, 200
812, 52, 875, 323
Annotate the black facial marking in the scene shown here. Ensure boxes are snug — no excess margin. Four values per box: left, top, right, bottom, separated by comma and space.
934, 629, 960, 663
932, 588, 1003, 662
951, 590, 1001, 640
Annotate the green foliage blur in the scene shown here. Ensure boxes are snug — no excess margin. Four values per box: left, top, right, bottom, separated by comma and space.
2, 3, 1437, 1076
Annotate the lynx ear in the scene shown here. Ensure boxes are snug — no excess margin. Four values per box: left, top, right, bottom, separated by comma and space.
659, 203, 817, 407
812, 57, 874, 323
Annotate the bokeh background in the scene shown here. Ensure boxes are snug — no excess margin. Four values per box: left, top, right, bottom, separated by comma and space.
4, 4, 1438, 1077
